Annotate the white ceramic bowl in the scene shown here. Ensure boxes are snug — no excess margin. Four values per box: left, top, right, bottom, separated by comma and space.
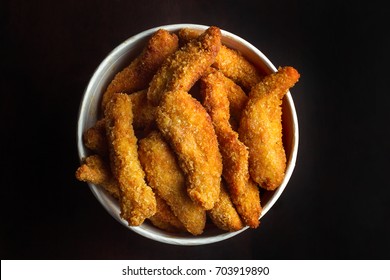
77, 24, 299, 246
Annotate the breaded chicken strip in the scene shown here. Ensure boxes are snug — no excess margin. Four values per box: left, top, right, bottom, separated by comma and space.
238, 66, 300, 190
156, 90, 222, 210
225, 80, 248, 131
138, 131, 206, 235
128, 90, 156, 129
149, 195, 186, 233
208, 182, 244, 232
105, 93, 156, 226
75, 154, 120, 199
101, 29, 179, 110
83, 119, 108, 156
147, 26, 221, 106
201, 70, 261, 228
83, 90, 156, 156
213, 45, 263, 92
178, 28, 263, 91
75, 155, 183, 232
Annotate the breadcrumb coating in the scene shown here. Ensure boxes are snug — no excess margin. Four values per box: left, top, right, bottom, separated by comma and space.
76, 25, 301, 235
128, 89, 156, 129
83, 90, 156, 157
178, 28, 263, 91
225, 79, 248, 131
147, 26, 221, 106
213, 45, 263, 92
105, 93, 156, 226
149, 195, 186, 233
75, 154, 120, 199
156, 90, 222, 210
101, 29, 179, 111
238, 66, 300, 190
138, 131, 206, 235
83, 118, 108, 156
208, 182, 244, 232
75, 155, 185, 232
201, 69, 261, 228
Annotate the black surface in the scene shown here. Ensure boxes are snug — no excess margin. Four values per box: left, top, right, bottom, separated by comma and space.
1, 0, 388, 259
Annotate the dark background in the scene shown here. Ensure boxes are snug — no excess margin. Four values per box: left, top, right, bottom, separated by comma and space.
1, 0, 388, 259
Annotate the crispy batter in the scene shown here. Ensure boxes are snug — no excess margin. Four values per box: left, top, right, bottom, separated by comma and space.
208, 182, 244, 231
202, 67, 249, 130
83, 119, 108, 156
149, 195, 186, 233
128, 90, 156, 129
156, 90, 222, 210
147, 26, 221, 106
213, 46, 263, 92
83, 90, 156, 156
138, 131, 206, 235
105, 93, 156, 226
238, 66, 300, 190
76, 155, 185, 232
178, 28, 263, 91
226, 80, 248, 131
75, 154, 120, 199
177, 28, 201, 46
201, 70, 261, 228
148, 217, 179, 233
101, 29, 179, 110
75, 154, 184, 232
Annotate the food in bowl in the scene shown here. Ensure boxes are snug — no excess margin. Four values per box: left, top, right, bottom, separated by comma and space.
76, 24, 300, 245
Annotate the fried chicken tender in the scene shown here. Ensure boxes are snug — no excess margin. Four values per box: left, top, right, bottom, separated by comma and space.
213, 45, 263, 92
138, 131, 206, 235
225, 80, 248, 130
238, 66, 300, 190
148, 216, 179, 233
208, 182, 244, 231
83, 90, 156, 156
177, 28, 200, 46
75, 154, 120, 199
149, 195, 186, 233
101, 29, 179, 110
178, 28, 263, 91
201, 67, 249, 130
128, 89, 156, 129
201, 69, 261, 228
83, 119, 108, 156
147, 26, 221, 106
156, 90, 222, 210
105, 93, 156, 226
76, 155, 184, 232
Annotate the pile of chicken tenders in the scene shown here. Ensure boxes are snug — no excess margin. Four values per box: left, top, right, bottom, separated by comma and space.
75, 26, 300, 235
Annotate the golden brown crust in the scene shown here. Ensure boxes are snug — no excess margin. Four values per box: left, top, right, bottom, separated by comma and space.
83, 118, 108, 156
76, 25, 301, 235
83, 90, 156, 157
225, 80, 248, 131
101, 29, 179, 111
238, 66, 300, 190
75, 154, 120, 199
201, 70, 261, 228
75, 155, 185, 232
177, 28, 201, 46
128, 90, 156, 129
156, 90, 222, 210
178, 28, 263, 91
138, 131, 206, 235
105, 93, 156, 226
149, 195, 186, 233
208, 182, 244, 231
213, 46, 263, 92
147, 26, 221, 106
